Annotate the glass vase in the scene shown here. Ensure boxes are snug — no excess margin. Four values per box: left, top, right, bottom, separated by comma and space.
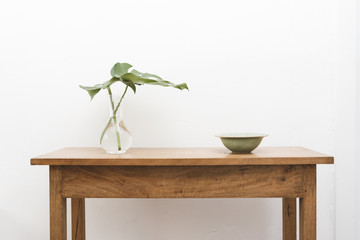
101, 98, 132, 154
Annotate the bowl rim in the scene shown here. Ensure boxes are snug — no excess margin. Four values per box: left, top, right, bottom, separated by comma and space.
215, 132, 268, 138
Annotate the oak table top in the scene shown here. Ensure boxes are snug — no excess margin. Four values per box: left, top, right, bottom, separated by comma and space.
31, 146, 334, 166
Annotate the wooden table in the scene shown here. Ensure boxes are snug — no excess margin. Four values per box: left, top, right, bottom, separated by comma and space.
31, 147, 334, 240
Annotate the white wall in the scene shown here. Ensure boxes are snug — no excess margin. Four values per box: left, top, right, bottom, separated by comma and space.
0, 0, 349, 239
337, 0, 358, 239
356, 0, 360, 238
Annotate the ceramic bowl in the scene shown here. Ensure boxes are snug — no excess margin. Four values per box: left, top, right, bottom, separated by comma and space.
215, 133, 268, 153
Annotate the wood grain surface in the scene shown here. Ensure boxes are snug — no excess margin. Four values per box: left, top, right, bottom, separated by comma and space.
283, 198, 297, 240
60, 165, 307, 198
42, 148, 324, 240
50, 166, 67, 240
71, 199, 85, 240
300, 165, 316, 240
31, 147, 334, 166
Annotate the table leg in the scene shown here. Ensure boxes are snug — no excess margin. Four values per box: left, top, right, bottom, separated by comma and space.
72, 198, 86, 240
300, 165, 316, 240
50, 166, 67, 240
283, 198, 296, 240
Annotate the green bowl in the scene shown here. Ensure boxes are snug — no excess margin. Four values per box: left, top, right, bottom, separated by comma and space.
215, 133, 268, 153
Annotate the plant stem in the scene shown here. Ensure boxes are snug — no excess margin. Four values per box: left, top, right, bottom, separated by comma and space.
115, 86, 128, 113
107, 87, 115, 110
100, 117, 112, 144
107, 87, 121, 151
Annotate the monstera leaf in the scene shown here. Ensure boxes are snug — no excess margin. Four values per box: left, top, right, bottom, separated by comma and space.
80, 62, 188, 101
78, 85, 102, 100
122, 70, 189, 90
110, 63, 132, 78
80, 77, 136, 100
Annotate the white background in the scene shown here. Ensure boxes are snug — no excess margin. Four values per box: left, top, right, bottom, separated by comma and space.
0, 0, 358, 239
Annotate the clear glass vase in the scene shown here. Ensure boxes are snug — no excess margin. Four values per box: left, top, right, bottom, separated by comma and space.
101, 98, 132, 154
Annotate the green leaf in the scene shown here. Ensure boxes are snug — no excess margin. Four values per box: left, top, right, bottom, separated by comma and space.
107, 76, 136, 93
79, 76, 136, 100
120, 78, 136, 93
79, 85, 102, 100
121, 72, 189, 91
121, 73, 158, 85
79, 79, 115, 100
110, 63, 132, 78
80, 63, 188, 101
79, 84, 102, 90
105, 77, 135, 88
140, 72, 163, 81
131, 69, 164, 82
173, 83, 189, 90
103, 77, 136, 93
130, 69, 142, 76
79, 80, 114, 100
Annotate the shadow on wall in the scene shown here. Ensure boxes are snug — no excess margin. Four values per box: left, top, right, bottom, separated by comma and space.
85, 198, 281, 240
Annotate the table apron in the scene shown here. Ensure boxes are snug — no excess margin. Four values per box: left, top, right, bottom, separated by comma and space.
55, 165, 313, 198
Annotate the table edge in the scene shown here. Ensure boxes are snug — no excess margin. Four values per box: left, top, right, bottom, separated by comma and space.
31, 156, 334, 166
